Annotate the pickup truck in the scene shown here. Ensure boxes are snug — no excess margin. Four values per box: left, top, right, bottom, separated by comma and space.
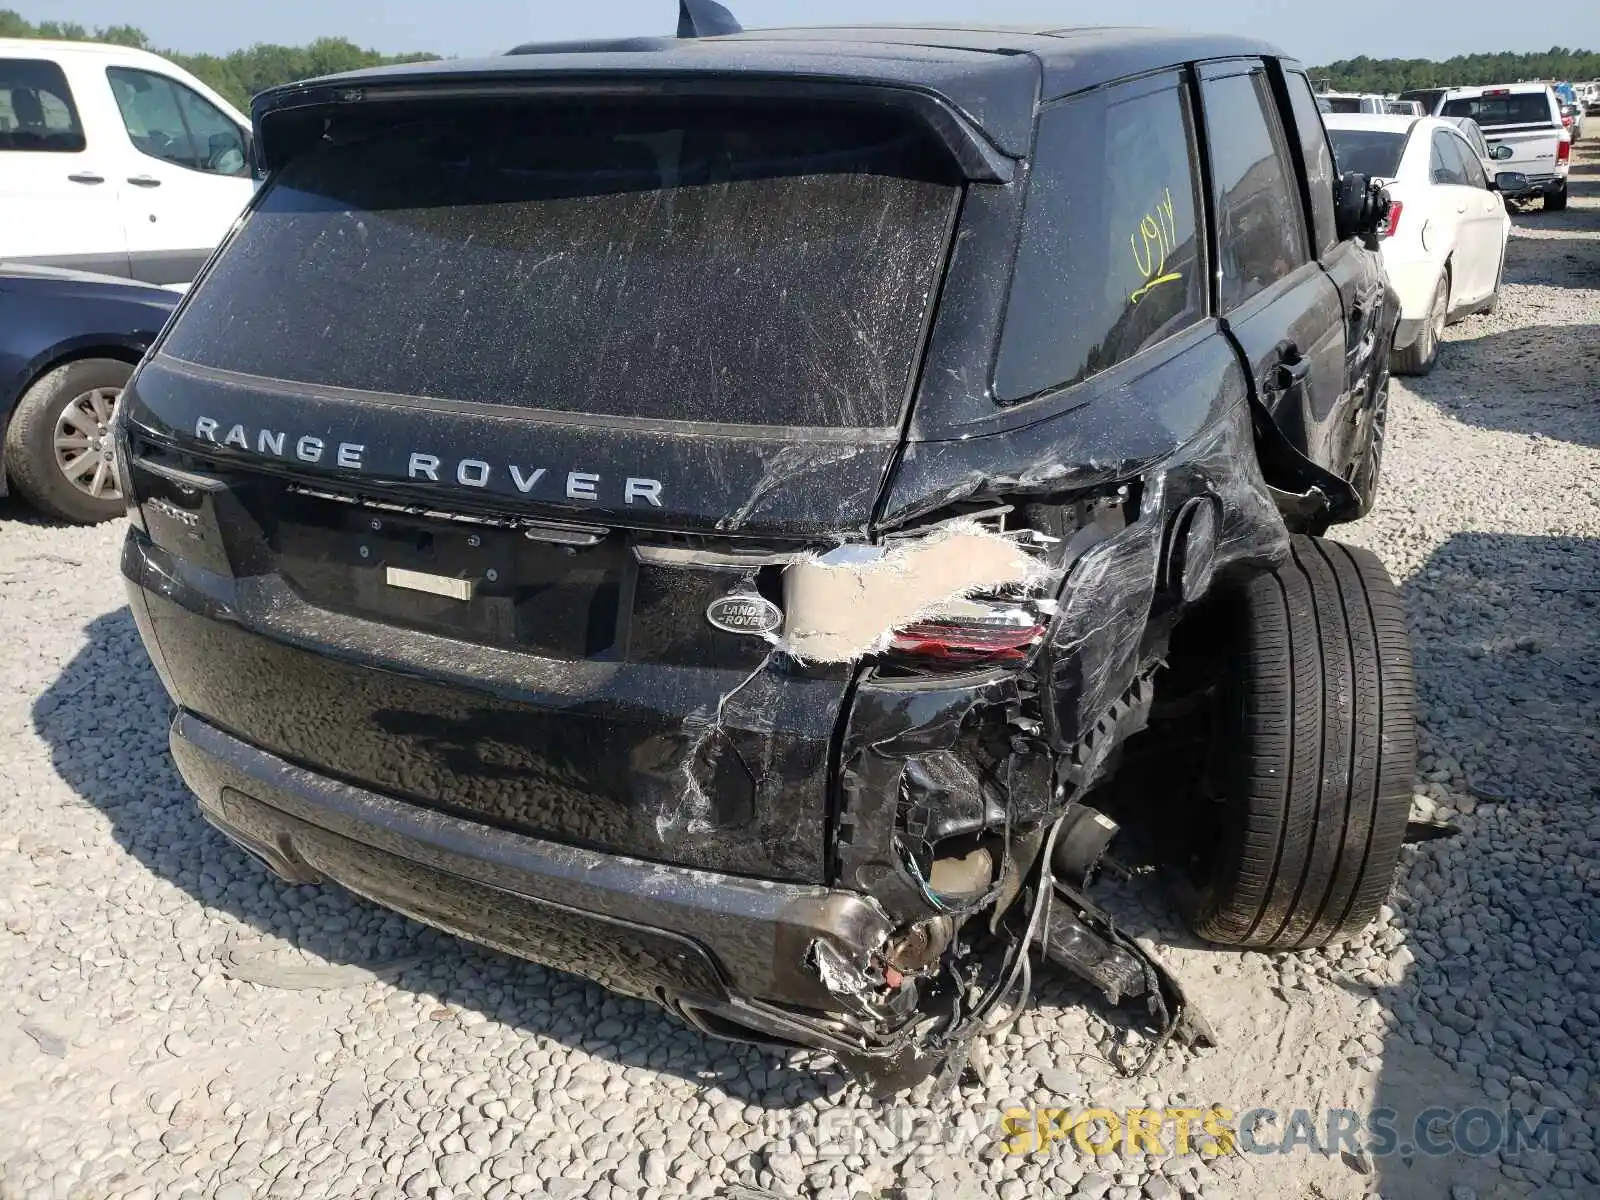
0, 39, 255, 283
1440, 83, 1571, 210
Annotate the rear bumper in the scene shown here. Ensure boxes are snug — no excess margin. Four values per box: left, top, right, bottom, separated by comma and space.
1498, 172, 1567, 198
167, 707, 925, 1064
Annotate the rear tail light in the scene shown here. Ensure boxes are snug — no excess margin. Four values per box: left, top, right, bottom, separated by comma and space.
1378, 200, 1403, 238
1562, 114, 1574, 128
1558, 138, 1571, 164
890, 600, 1051, 664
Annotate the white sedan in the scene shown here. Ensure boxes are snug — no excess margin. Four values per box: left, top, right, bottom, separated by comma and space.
1324, 114, 1514, 375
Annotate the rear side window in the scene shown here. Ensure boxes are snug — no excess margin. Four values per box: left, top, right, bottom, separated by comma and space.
1430, 132, 1469, 186
0, 58, 85, 153
162, 101, 959, 429
994, 72, 1205, 402
1201, 69, 1309, 312
1441, 93, 1554, 127
1282, 71, 1339, 254
1327, 129, 1408, 179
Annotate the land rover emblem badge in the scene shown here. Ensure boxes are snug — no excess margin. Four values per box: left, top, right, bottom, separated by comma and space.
706, 594, 783, 638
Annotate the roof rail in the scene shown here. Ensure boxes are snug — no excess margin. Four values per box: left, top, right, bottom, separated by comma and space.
677, 0, 741, 38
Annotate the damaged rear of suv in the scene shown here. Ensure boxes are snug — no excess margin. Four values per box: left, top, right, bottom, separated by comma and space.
115, 17, 1412, 1089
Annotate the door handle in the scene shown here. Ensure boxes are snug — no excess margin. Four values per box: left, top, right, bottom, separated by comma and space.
127, 175, 163, 188
67, 171, 105, 184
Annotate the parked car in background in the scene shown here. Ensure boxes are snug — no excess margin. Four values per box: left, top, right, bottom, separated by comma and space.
1583, 82, 1600, 115
1325, 114, 1513, 375
1559, 102, 1584, 141
0, 40, 255, 285
1321, 91, 1417, 115
114, 21, 1411, 1090
1398, 87, 1448, 115
1, 261, 178, 522
1440, 83, 1570, 210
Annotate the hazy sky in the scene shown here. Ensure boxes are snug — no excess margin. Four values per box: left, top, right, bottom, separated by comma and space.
14, 0, 1600, 66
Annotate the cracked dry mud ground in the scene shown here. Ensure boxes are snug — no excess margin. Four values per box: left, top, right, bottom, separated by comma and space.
1, 143, 1597, 1200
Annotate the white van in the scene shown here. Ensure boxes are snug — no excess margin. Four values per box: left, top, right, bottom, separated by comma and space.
0, 39, 255, 284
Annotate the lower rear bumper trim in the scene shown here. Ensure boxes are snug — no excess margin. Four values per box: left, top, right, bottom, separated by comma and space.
169, 711, 893, 1022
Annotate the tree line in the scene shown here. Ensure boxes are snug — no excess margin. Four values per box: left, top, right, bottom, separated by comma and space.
1311, 50, 1599, 93
3, 11, 1596, 111
0, 10, 438, 110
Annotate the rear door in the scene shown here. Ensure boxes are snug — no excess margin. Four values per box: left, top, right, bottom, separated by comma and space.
0, 55, 128, 275
1277, 66, 1390, 480
1196, 59, 1349, 474
1434, 129, 1502, 303
123, 94, 964, 883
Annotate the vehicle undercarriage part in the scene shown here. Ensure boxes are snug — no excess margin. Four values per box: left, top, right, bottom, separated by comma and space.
1048, 804, 1120, 887
1037, 876, 1217, 1072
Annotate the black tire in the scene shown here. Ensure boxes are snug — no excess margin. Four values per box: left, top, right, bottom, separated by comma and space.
3, 358, 131, 524
1186, 536, 1416, 950
1545, 185, 1568, 212
1391, 271, 1447, 376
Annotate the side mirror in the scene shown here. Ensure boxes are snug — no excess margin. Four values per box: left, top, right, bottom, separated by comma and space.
1334, 171, 1389, 246
1490, 144, 1515, 160
1493, 171, 1529, 194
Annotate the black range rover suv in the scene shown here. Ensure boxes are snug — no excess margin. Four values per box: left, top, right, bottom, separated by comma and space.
115, 16, 1412, 1088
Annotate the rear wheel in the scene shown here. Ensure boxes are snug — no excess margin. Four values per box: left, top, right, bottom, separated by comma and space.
1545, 185, 1568, 212
3, 358, 131, 524
1391, 271, 1447, 376
1183, 536, 1416, 950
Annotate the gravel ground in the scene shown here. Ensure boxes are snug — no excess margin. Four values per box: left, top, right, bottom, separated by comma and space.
0, 144, 1596, 1200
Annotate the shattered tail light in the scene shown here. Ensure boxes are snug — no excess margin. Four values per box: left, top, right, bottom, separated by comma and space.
1378, 201, 1403, 239
890, 604, 1050, 663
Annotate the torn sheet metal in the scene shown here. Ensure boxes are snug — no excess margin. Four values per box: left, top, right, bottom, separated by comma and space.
780, 520, 1049, 663
1043, 402, 1289, 760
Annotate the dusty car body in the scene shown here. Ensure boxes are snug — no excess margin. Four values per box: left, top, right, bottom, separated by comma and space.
115, 15, 1410, 1089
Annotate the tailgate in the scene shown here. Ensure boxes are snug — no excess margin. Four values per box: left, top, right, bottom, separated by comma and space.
124, 91, 966, 882
1484, 128, 1563, 174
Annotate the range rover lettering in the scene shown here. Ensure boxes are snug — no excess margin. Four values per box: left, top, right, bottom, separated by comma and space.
114, 8, 1412, 1089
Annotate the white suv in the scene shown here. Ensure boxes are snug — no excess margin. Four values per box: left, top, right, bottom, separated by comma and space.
0, 39, 256, 284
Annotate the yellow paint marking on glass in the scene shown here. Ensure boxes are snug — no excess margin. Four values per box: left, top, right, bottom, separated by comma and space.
1129, 187, 1181, 304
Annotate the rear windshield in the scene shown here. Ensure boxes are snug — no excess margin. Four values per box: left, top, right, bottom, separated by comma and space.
1440, 93, 1553, 127
161, 101, 960, 429
1327, 129, 1408, 179
1323, 97, 1364, 113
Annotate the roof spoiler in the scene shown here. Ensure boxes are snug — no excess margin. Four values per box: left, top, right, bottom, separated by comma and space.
677, 0, 742, 37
